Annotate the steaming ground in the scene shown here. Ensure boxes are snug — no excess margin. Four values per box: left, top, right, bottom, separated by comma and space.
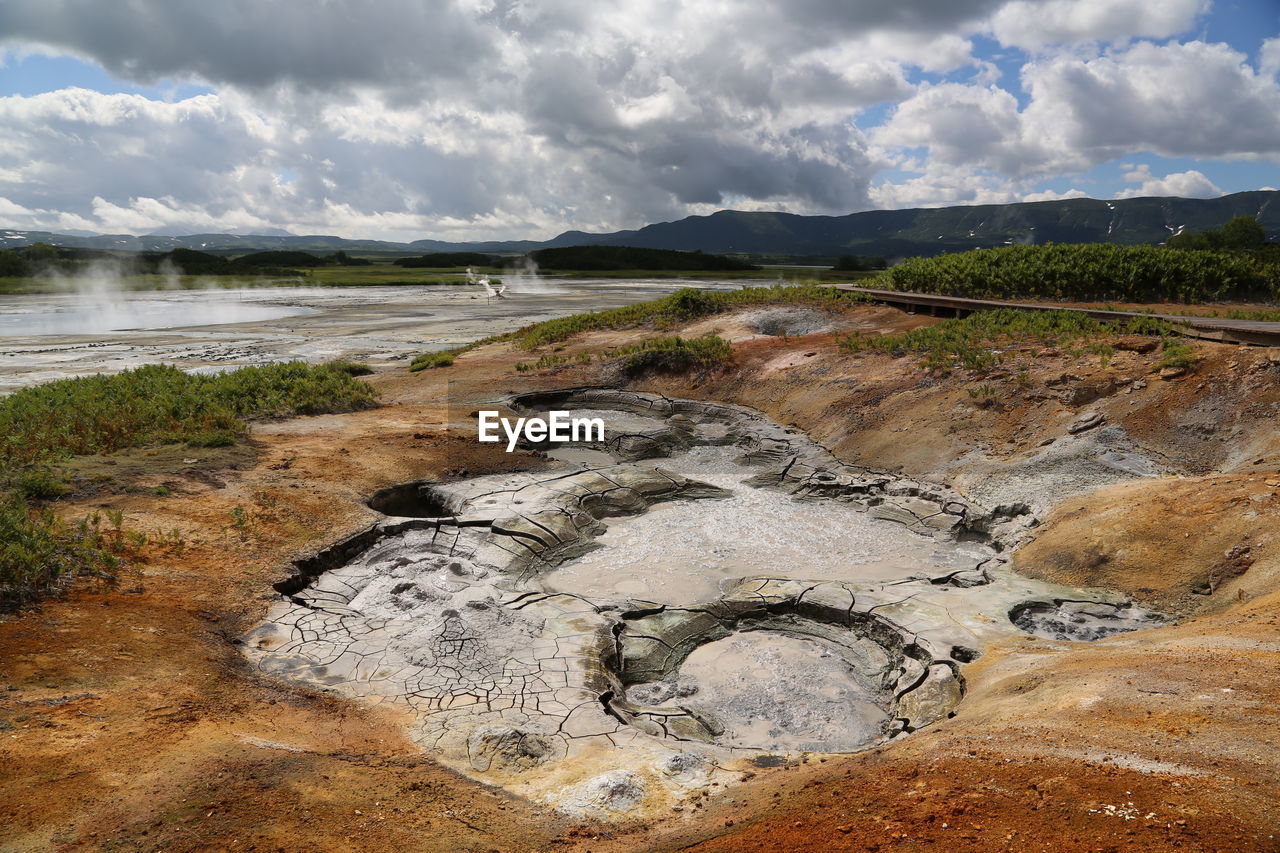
0, 278, 750, 392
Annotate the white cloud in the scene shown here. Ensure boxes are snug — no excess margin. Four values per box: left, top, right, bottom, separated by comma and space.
867, 161, 1087, 209
873, 83, 1038, 174
0, 0, 1269, 239
1020, 41, 1280, 166
875, 40, 1280, 183
1114, 164, 1222, 199
990, 0, 1209, 50
1023, 187, 1089, 201
1262, 37, 1280, 79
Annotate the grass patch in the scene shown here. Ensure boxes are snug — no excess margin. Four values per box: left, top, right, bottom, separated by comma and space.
0, 360, 378, 606
0, 362, 378, 467
1156, 340, 1200, 372
327, 360, 375, 376
185, 429, 238, 448
0, 497, 126, 608
509, 285, 870, 349
6, 467, 72, 500
514, 334, 735, 376
412, 351, 457, 370
614, 335, 734, 375
838, 308, 1177, 373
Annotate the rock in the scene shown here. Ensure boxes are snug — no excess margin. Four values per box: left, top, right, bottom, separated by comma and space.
556, 770, 646, 817
1067, 412, 1105, 434
467, 725, 558, 772
1012, 599, 1168, 641
661, 751, 710, 782
1159, 366, 1187, 380
1057, 384, 1101, 406
896, 664, 962, 729
1131, 379, 1147, 390
1265, 348, 1280, 365
1044, 372, 1082, 388
1112, 336, 1158, 353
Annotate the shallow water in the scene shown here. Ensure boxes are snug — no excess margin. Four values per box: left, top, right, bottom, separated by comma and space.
545, 444, 993, 603
0, 278, 773, 392
0, 295, 314, 335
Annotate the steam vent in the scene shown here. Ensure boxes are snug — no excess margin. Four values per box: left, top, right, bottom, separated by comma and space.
245, 390, 1166, 817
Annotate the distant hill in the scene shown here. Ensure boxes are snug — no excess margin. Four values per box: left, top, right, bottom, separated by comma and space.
530, 245, 758, 271
3, 191, 1276, 260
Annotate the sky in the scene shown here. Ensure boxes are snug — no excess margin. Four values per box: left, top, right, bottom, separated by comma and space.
0, 0, 1277, 242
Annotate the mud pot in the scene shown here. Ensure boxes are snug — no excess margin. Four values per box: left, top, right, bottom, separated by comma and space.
243, 389, 1166, 820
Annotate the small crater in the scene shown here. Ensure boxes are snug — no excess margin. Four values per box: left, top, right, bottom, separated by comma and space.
367, 481, 456, 517
1010, 598, 1169, 642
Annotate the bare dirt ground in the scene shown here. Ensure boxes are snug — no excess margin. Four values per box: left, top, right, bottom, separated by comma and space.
3, 301, 1279, 851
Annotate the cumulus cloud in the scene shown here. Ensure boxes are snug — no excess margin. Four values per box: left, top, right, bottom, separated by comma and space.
0, 0, 1271, 238
1262, 37, 1280, 79
1114, 164, 1223, 199
1020, 40, 1280, 166
990, 0, 1209, 50
876, 40, 1280, 182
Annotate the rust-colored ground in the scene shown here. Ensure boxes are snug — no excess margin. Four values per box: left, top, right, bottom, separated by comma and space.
3, 303, 1279, 851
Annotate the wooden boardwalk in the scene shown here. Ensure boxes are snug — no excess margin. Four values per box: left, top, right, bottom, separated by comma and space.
831, 285, 1280, 347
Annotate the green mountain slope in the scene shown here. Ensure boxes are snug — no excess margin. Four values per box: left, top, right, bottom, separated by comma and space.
553, 192, 1280, 257
2, 191, 1275, 259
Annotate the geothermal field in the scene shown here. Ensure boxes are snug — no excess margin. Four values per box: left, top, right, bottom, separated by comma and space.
3, 3, 1280, 849
5, 280, 1280, 851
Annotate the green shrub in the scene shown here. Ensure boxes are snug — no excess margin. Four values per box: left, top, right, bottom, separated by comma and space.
8, 468, 71, 500
0, 496, 122, 607
186, 430, 238, 448
411, 351, 457, 370
884, 244, 1276, 303
612, 335, 734, 375
529, 245, 758, 272
327, 360, 374, 376
1155, 340, 1200, 372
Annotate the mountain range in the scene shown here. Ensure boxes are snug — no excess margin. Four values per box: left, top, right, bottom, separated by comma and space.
2, 191, 1276, 260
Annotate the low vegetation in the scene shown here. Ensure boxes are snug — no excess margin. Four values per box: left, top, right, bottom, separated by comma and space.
410, 284, 872, 371
530, 245, 760, 272
0, 362, 379, 467
832, 254, 887, 271
0, 497, 130, 607
839, 308, 1177, 373
412, 351, 458, 369
0, 361, 379, 606
515, 334, 733, 375
394, 252, 497, 268
614, 335, 734, 375
1165, 216, 1267, 252
885, 243, 1278, 303
1155, 339, 1200, 372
